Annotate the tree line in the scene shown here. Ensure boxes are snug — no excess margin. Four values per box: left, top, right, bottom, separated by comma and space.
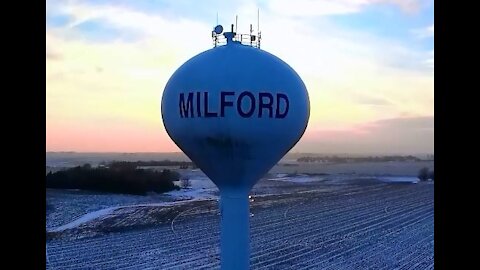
99, 160, 196, 169
297, 155, 422, 163
46, 163, 180, 195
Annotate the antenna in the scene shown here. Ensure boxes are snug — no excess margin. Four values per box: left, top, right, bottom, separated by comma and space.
257, 8, 260, 34
250, 24, 255, 46
250, 24, 253, 46
211, 13, 261, 48
257, 8, 261, 49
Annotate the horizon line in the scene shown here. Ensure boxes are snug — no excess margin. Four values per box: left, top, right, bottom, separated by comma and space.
46, 151, 434, 155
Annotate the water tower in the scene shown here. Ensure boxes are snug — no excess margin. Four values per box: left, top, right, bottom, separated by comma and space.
161, 21, 310, 269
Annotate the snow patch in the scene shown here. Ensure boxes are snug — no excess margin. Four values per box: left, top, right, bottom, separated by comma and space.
170, 177, 218, 200
50, 207, 118, 232
269, 174, 324, 183
378, 176, 419, 184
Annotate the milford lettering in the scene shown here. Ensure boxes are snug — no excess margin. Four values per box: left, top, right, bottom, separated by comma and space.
179, 91, 289, 119
179, 92, 194, 118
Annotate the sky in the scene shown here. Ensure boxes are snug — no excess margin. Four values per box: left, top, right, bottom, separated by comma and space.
46, 0, 434, 155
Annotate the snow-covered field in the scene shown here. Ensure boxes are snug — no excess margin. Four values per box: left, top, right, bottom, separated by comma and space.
46, 189, 178, 229
267, 173, 325, 183
46, 172, 433, 269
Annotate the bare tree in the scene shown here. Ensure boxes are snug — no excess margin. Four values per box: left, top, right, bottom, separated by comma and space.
180, 177, 191, 189
418, 167, 429, 181
428, 170, 434, 181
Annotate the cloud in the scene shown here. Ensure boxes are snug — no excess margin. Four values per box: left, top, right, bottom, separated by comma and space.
383, 0, 424, 13
351, 93, 392, 106
267, 0, 363, 16
412, 24, 434, 39
298, 116, 434, 154
47, 1, 432, 74
424, 49, 433, 69
267, 0, 424, 17
46, 46, 62, 60
368, 116, 433, 129
46, 0, 433, 153
410, 24, 433, 69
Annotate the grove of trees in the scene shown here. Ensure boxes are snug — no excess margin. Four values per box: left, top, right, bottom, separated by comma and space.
418, 167, 434, 181
46, 163, 180, 195
104, 160, 195, 168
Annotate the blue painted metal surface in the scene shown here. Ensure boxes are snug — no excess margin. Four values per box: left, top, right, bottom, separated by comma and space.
220, 190, 250, 269
161, 31, 310, 269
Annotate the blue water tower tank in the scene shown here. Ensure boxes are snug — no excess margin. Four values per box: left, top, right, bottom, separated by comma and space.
161, 25, 310, 269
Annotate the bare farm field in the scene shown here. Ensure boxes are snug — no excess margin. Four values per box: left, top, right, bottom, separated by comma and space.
46, 176, 433, 269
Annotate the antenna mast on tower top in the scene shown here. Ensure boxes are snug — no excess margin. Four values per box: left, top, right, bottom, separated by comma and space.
211, 10, 262, 48
257, 8, 261, 48
235, 15, 238, 33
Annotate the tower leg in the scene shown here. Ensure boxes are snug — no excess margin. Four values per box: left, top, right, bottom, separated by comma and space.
220, 191, 250, 270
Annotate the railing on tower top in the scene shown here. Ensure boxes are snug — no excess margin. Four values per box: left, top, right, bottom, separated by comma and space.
212, 24, 261, 49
